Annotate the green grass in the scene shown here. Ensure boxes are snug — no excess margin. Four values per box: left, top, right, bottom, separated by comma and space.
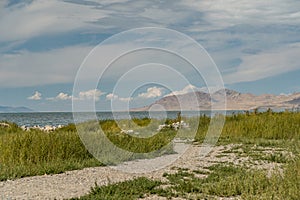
0, 123, 102, 181
196, 111, 300, 143
71, 177, 161, 200
79, 158, 299, 200
191, 111, 300, 158
100, 120, 176, 153
0, 120, 175, 180
0, 111, 299, 199
75, 111, 300, 199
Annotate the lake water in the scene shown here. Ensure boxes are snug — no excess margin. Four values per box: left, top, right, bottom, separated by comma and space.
0, 111, 240, 127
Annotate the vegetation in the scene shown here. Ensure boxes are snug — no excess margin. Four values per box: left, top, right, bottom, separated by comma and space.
194, 110, 300, 144
162, 162, 299, 199
70, 177, 161, 200
0, 123, 101, 181
0, 120, 175, 180
75, 158, 299, 199
0, 110, 299, 199
100, 119, 176, 153
75, 110, 299, 199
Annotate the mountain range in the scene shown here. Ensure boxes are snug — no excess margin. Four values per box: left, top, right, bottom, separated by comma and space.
132, 89, 300, 111
0, 106, 33, 113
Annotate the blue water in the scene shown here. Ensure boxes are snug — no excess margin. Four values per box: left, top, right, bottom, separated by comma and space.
0, 111, 240, 127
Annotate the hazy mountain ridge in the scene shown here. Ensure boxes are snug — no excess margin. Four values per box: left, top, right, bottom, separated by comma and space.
132, 89, 300, 111
0, 106, 33, 113
287, 97, 300, 105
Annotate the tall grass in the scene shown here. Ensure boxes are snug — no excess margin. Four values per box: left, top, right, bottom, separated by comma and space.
0, 120, 175, 180
0, 111, 299, 181
76, 120, 175, 165
100, 120, 176, 153
0, 123, 101, 180
195, 111, 300, 143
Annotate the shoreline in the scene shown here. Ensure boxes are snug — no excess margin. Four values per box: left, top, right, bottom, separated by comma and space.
1, 109, 298, 128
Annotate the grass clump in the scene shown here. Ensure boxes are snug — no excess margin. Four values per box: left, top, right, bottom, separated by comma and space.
194, 111, 300, 144
100, 120, 176, 153
0, 124, 101, 181
71, 177, 162, 200
202, 159, 299, 199
0, 121, 22, 135
76, 120, 175, 165
81, 158, 299, 199
132, 117, 151, 127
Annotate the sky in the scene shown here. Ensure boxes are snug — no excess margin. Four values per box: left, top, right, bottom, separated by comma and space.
0, 0, 300, 111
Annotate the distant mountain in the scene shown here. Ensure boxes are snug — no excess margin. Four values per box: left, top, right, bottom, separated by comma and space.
287, 97, 300, 105
132, 89, 300, 111
0, 106, 33, 113
149, 91, 211, 111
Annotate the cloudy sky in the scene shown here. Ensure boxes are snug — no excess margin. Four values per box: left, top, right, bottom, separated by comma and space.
0, 0, 300, 111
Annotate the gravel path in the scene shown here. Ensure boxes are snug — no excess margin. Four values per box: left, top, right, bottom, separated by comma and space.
0, 143, 279, 200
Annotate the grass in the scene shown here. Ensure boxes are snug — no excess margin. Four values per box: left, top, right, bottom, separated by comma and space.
0, 120, 175, 180
0, 123, 101, 180
0, 110, 299, 199
192, 111, 300, 157
75, 119, 176, 165
74, 110, 299, 199
100, 119, 176, 153
70, 177, 161, 200
209, 111, 299, 142
78, 158, 299, 200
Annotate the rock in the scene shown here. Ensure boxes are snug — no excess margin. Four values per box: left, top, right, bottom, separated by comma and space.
32, 125, 41, 130
157, 120, 189, 131
0, 122, 10, 128
157, 124, 167, 131
21, 125, 30, 131
19, 125, 64, 132
121, 129, 134, 134
44, 125, 54, 132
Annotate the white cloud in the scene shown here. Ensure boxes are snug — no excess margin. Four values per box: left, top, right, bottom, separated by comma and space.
119, 97, 133, 102
0, 0, 299, 92
56, 92, 72, 100
47, 92, 72, 101
106, 93, 132, 102
78, 89, 104, 101
4, 0, 294, 44
140, 7, 189, 24
0, 0, 7, 11
165, 84, 198, 97
0, 44, 92, 88
181, 0, 300, 30
106, 93, 119, 100
165, 84, 226, 96
1, 0, 299, 44
138, 87, 164, 99
224, 43, 300, 84
28, 91, 42, 100
0, 0, 106, 42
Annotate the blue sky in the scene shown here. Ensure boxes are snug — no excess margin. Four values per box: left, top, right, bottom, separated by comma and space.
0, 0, 300, 111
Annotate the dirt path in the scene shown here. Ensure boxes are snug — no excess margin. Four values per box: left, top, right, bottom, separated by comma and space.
0, 143, 282, 200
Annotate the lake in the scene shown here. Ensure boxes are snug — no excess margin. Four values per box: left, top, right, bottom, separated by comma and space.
0, 110, 241, 127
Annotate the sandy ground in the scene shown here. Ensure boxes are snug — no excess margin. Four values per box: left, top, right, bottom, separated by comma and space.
0, 142, 284, 200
